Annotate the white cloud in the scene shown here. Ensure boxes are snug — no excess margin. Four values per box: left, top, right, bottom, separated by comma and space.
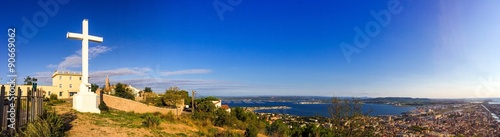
104, 78, 249, 93
90, 67, 151, 79
161, 69, 212, 76
56, 45, 111, 70
79, 45, 112, 59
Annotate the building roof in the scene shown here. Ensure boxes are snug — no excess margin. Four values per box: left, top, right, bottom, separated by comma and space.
51, 70, 82, 78
221, 105, 230, 110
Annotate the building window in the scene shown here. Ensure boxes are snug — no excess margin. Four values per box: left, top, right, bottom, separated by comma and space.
70, 92, 76, 96
69, 84, 72, 88
59, 84, 62, 88
59, 92, 62, 97
69, 76, 72, 80
59, 76, 62, 80
48, 91, 51, 95
79, 77, 81, 80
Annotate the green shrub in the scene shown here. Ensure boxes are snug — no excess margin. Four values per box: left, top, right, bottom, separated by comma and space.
16, 118, 52, 137
245, 125, 258, 137
50, 94, 58, 100
142, 113, 161, 128
114, 83, 135, 100
18, 111, 64, 137
99, 102, 109, 112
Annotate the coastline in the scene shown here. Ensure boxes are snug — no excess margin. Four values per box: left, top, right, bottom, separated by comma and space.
242, 106, 291, 111
226, 101, 416, 117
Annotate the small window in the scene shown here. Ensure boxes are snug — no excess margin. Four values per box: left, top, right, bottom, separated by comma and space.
59, 92, 62, 97
48, 91, 51, 95
59, 76, 62, 80
69, 76, 72, 80
69, 84, 72, 88
59, 84, 62, 88
79, 77, 81, 80
70, 92, 76, 96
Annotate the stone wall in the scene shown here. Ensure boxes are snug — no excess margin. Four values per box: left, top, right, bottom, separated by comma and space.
100, 94, 182, 115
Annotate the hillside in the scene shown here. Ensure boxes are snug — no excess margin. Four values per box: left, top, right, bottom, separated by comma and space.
52, 102, 266, 137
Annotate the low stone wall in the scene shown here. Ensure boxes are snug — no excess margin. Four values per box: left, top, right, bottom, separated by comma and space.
100, 94, 182, 115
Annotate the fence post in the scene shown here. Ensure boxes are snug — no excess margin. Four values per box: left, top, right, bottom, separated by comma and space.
33, 89, 36, 121
0, 85, 5, 130
38, 89, 43, 119
15, 87, 21, 131
27, 87, 31, 123
31, 88, 36, 122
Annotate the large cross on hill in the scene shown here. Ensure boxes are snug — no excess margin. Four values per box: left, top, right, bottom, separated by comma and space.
66, 19, 102, 113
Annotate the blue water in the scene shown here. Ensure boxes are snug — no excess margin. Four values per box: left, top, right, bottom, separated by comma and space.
224, 101, 415, 117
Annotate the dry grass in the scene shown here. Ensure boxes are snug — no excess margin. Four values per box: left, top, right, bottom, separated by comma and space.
52, 102, 268, 137
53, 102, 200, 137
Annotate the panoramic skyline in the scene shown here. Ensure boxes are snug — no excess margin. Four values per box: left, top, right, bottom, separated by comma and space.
1, 0, 500, 98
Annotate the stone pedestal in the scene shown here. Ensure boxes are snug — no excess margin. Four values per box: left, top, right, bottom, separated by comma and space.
72, 84, 100, 113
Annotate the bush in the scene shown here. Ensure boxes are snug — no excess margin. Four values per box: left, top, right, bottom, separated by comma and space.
245, 125, 258, 137
50, 94, 58, 100
114, 83, 135, 100
16, 118, 52, 137
142, 113, 161, 128
18, 111, 65, 137
99, 102, 109, 112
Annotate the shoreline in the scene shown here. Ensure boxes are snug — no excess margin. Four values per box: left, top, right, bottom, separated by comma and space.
230, 102, 416, 118
242, 106, 291, 111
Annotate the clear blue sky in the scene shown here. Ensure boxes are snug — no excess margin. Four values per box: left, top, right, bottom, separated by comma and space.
1, 0, 500, 98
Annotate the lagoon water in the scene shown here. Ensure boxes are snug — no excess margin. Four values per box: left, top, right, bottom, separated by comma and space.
224, 101, 415, 117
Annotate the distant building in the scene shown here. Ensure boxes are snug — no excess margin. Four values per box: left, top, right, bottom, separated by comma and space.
102, 76, 142, 100
2, 70, 83, 99
212, 100, 222, 108
221, 105, 231, 113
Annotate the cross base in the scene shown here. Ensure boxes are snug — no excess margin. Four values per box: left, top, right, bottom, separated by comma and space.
72, 84, 100, 113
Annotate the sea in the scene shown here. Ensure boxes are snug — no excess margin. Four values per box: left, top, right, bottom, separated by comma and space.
224, 101, 416, 117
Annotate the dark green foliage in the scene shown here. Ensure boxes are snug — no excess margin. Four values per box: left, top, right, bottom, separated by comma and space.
202, 96, 220, 102
196, 100, 217, 113
50, 94, 58, 100
91, 83, 99, 93
244, 125, 258, 137
163, 87, 191, 107
214, 108, 232, 127
266, 120, 289, 137
44, 110, 65, 136
233, 107, 256, 122
192, 100, 216, 121
144, 87, 153, 92
24, 76, 35, 85
114, 83, 135, 100
99, 101, 110, 112
18, 110, 65, 137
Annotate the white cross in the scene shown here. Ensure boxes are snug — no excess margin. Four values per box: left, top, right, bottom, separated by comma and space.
67, 19, 103, 93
